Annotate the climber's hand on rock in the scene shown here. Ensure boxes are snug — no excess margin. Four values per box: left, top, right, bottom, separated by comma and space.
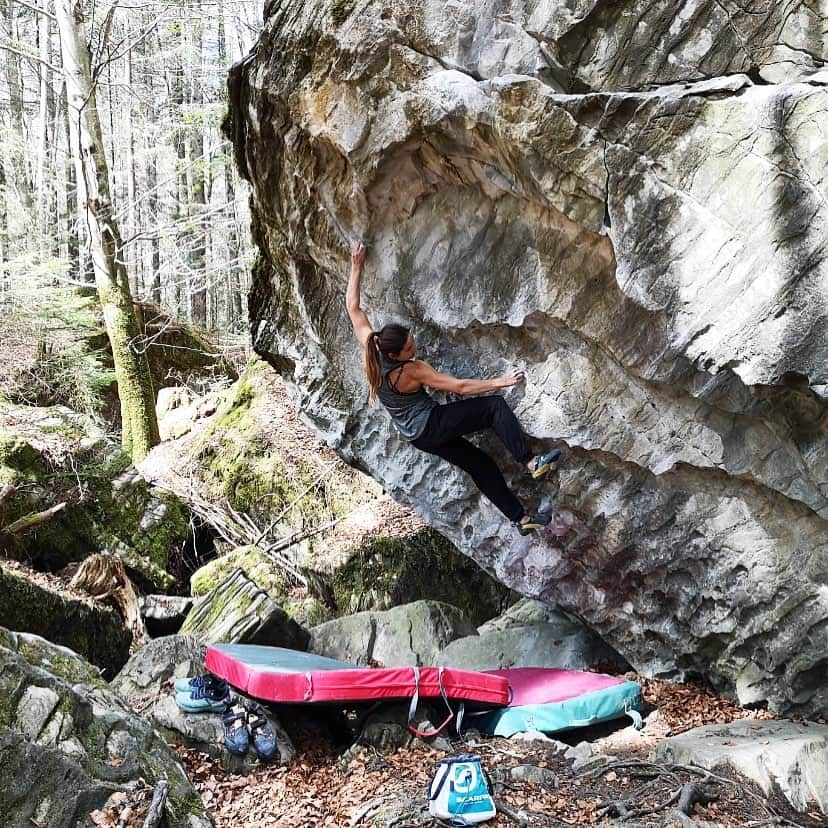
499, 368, 525, 387
351, 242, 366, 269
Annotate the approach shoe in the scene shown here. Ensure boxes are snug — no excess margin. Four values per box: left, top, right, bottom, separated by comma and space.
246, 702, 279, 763
531, 448, 561, 479
514, 513, 552, 536
175, 683, 231, 714
222, 708, 250, 756
173, 674, 226, 693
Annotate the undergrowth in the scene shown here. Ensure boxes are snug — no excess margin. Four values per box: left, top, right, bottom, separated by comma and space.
1, 280, 115, 420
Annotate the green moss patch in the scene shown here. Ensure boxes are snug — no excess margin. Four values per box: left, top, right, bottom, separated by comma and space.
331, 528, 512, 626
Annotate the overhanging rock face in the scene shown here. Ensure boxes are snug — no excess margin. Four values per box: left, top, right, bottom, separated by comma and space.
229, 0, 828, 717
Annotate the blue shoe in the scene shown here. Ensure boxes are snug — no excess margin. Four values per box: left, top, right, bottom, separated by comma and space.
222, 708, 250, 756
531, 449, 561, 479
246, 702, 278, 763
173, 674, 226, 694
514, 513, 552, 536
174, 675, 207, 693
175, 683, 231, 713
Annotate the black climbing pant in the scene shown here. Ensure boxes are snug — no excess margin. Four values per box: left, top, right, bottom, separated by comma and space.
411, 395, 533, 522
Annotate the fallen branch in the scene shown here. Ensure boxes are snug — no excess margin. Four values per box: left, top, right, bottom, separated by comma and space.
677, 779, 718, 814
3, 502, 66, 535
671, 765, 803, 828
667, 808, 697, 827
142, 779, 168, 828
496, 803, 530, 827
349, 795, 388, 826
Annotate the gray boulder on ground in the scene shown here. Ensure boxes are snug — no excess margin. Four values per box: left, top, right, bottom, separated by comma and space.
438, 598, 625, 672
140, 594, 194, 637
0, 562, 132, 677
112, 634, 294, 769
345, 702, 453, 756
654, 719, 828, 815
111, 634, 206, 702
310, 600, 476, 666
0, 627, 210, 828
152, 694, 294, 770
180, 568, 310, 649
229, 0, 828, 717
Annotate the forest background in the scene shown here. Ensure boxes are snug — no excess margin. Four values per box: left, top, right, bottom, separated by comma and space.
1, 0, 258, 390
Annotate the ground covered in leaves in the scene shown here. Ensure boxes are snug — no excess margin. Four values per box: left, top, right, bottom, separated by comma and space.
172, 677, 824, 828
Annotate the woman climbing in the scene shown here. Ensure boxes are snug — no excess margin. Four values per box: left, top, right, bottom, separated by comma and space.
346, 242, 561, 535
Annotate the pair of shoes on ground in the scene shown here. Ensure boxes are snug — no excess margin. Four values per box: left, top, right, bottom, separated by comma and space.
223, 701, 279, 762
174, 674, 231, 713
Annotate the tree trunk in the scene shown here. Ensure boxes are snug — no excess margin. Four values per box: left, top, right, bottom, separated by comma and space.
55, 0, 159, 461
0, 156, 6, 295
35, 0, 50, 261
59, 79, 80, 279
188, 8, 207, 327
125, 47, 139, 298
170, 44, 186, 316
4, 0, 34, 221
147, 144, 162, 304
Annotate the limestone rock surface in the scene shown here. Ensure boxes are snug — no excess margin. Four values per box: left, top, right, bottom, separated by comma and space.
654, 719, 828, 814
0, 561, 131, 677
0, 627, 209, 828
180, 568, 310, 649
110, 634, 206, 702
230, 0, 828, 716
310, 600, 476, 666
438, 600, 625, 671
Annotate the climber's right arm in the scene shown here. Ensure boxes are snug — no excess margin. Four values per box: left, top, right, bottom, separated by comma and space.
346, 243, 373, 346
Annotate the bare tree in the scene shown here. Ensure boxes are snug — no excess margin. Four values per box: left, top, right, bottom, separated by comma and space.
54, 0, 159, 460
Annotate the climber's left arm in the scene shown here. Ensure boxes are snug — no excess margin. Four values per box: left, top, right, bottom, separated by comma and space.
346, 243, 373, 346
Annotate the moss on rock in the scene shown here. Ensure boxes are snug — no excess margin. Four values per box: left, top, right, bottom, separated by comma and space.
191, 358, 376, 524
190, 545, 331, 628
331, 528, 512, 626
0, 405, 187, 588
0, 563, 132, 677
0, 432, 46, 479
191, 545, 287, 597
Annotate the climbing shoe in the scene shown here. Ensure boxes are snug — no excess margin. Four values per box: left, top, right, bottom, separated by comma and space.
175, 683, 232, 714
531, 449, 561, 479
222, 708, 250, 756
173, 674, 225, 693
514, 513, 552, 536
245, 702, 279, 763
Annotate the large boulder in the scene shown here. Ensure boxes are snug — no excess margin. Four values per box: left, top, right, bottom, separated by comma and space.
0, 562, 131, 677
180, 568, 311, 648
310, 600, 477, 666
150, 361, 511, 626
654, 720, 828, 815
190, 545, 330, 628
329, 525, 512, 625
229, 1, 828, 716
437, 598, 625, 672
112, 636, 295, 771
110, 634, 206, 702
0, 627, 210, 828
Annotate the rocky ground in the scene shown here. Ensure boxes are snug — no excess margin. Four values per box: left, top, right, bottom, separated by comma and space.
167, 678, 824, 828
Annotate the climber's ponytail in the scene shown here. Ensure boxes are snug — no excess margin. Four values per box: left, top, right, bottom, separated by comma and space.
365, 332, 382, 405
364, 323, 410, 405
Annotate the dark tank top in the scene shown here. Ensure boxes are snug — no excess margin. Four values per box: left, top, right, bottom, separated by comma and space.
376, 352, 438, 441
